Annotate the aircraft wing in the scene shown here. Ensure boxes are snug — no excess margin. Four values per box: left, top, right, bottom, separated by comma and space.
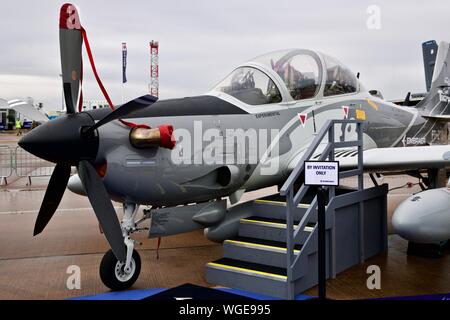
287, 145, 450, 173
7, 99, 48, 122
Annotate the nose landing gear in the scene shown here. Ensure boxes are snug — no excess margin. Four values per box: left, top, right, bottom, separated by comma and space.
99, 202, 150, 290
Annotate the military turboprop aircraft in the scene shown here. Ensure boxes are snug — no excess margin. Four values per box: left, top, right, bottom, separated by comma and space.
19, 3, 450, 290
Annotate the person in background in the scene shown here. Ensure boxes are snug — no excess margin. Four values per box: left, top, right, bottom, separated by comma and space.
15, 119, 22, 136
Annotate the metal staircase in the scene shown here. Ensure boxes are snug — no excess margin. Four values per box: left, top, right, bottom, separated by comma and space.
206, 120, 388, 299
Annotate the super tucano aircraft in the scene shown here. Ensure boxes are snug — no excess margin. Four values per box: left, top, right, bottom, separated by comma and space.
19, 3, 450, 289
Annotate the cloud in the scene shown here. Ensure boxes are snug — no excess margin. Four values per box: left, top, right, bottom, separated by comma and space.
0, 0, 449, 110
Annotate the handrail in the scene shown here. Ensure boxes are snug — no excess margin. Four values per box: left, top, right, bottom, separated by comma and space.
280, 119, 360, 196
282, 119, 364, 300
280, 120, 332, 196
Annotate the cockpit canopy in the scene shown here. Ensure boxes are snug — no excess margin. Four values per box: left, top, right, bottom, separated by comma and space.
213, 67, 282, 105
213, 49, 359, 105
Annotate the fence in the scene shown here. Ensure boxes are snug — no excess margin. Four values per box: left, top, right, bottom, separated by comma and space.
0, 146, 13, 185
0, 145, 55, 186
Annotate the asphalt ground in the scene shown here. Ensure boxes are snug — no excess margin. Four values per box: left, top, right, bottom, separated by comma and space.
0, 131, 449, 300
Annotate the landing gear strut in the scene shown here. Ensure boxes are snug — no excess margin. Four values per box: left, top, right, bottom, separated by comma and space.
100, 202, 150, 290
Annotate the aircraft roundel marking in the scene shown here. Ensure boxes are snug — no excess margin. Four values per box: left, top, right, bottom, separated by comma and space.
298, 113, 307, 127
342, 106, 349, 119
59, 3, 81, 30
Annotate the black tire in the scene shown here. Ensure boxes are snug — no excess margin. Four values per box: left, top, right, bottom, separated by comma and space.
100, 249, 141, 291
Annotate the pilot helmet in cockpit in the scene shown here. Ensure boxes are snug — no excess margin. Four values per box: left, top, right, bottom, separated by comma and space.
230, 68, 256, 91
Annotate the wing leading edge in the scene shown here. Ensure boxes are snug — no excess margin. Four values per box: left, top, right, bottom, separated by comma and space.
287, 145, 450, 173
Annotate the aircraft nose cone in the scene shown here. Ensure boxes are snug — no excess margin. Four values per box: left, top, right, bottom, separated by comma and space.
18, 113, 98, 165
18, 130, 38, 154
18, 123, 55, 160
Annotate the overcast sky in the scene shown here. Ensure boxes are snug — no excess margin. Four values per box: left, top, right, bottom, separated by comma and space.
0, 0, 449, 111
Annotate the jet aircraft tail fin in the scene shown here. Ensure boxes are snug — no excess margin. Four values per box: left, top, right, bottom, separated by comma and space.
418, 41, 450, 117
422, 40, 438, 92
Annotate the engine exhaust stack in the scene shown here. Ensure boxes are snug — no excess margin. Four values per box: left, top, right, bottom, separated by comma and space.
129, 125, 176, 149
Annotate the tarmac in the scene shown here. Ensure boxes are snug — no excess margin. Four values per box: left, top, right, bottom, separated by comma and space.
0, 131, 449, 300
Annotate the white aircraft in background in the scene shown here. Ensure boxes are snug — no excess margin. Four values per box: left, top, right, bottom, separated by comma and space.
0, 98, 49, 123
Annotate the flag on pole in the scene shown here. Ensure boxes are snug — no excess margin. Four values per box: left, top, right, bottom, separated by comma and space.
122, 42, 127, 83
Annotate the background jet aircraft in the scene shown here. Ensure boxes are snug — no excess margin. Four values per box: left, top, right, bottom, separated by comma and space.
18, 3, 450, 290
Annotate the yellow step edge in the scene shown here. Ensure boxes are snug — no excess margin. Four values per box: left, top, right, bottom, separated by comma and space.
254, 199, 310, 209
225, 239, 301, 254
207, 262, 287, 281
240, 218, 314, 232
255, 199, 328, 210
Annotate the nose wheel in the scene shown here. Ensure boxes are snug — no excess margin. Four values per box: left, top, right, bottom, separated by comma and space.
100, 249, 141, 290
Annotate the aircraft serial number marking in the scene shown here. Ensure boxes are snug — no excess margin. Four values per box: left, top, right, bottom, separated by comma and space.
255, 111, 280, 119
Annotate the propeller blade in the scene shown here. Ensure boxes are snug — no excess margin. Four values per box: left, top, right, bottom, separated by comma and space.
34, 164, 71, 236
85, 94, 158, 134
77, 160, 126, 261
59, 3, 83, 114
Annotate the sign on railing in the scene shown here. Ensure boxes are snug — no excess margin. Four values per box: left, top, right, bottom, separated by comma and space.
304, 161, 339, 186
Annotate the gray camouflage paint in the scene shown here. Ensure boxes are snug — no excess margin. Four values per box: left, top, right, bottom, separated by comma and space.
79, 45, 450, 207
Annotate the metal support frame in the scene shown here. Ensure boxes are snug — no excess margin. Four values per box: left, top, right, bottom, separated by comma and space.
280, 119, 364, 300
369, 173, 379, 186
317, 187, 326, 300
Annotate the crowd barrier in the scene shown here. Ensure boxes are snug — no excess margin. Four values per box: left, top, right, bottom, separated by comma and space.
0, 145, 55, 186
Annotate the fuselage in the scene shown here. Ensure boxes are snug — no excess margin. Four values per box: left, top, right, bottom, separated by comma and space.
71, 48, 445, 206
78, 91, 439, 206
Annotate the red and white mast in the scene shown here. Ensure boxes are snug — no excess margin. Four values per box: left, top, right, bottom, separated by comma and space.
149, 41, 159, 98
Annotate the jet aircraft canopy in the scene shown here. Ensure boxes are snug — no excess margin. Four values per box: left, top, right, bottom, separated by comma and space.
213, 49, 359, 105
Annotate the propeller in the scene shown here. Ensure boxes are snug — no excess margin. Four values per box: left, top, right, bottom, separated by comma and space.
78, 160, 126, 261
18, 3, 158, 262
84, 94, 157, 134
33, 164, 71, 236
22, 94, 155, 262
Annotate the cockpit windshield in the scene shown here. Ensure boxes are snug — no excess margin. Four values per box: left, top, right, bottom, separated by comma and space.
215, 49, 359, 105
213, 67, 282, 105
253, 49, 321, 100
322, 54, 358, 96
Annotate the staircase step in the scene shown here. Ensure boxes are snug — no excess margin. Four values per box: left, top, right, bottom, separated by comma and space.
252, 198, 319, 221
206, 258, 289, 298
242, 216, 315, 230
238, 216, 315, 243
254, 199, 310, 206
223, 236, 303, 268
208, 258, 287, 278
226, 236, 303, 252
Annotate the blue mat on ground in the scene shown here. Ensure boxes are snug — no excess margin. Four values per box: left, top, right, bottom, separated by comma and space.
374, 292, 450, 300
71, 283, 312, 300
71, 283, 450, 300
